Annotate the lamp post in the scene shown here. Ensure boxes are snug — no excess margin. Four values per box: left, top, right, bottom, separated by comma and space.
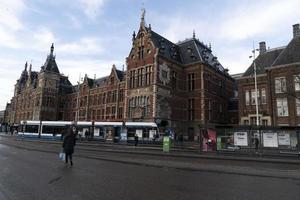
249, 43, 260, 126
75, 74, 82, 123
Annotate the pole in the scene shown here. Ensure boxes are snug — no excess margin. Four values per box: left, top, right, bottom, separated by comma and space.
75, 74, 81, 122
253, 43, 259, 126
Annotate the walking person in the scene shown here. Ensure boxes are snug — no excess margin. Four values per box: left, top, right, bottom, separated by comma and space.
134, 133, 139, 147
254, 137, 259, 153
63, 126, 76, 166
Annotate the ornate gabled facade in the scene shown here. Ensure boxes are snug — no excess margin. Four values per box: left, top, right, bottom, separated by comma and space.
238, 24, 300, 126
6, 10, 236, 140
125, 9, 235, 140
8, 44, 73, 123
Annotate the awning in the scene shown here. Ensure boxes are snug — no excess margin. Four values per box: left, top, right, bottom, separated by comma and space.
125, 122, 157, 128
76, 121, 92, 126
42, 121, 72, 126
94, 122, 123, 126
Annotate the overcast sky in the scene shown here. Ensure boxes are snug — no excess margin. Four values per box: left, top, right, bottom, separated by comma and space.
1, 0, 299, 110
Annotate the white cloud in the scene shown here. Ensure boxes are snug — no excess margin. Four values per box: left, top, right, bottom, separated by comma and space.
58, 59, 123, 85
33, 27, 56, 49
0, 0, 26, 31
0, 27, 22, 48
65, 13, 82, 29
0, 0, 26, 49
219, 0, 300, 40
57, 38, 103, 55
0, 58, 26, 110
78, 0, 106, 20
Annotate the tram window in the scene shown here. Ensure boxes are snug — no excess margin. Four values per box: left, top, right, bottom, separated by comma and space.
42, 126, 66, 134
25, 125, 39, 133
127, 128, 135, 137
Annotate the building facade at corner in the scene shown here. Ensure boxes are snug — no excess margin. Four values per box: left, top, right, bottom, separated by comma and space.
5, 11, 236, 140
238, 24, 300, 127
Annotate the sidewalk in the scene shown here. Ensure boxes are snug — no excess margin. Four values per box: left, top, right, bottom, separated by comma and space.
1, 133, 300, 164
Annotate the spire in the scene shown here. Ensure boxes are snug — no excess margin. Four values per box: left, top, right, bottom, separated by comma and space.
29, 62, 32, 74
193, 30, 195, 39
140, 7, 146, 27
24, 61, 28, 71
132, 31, 136, 43
50, 43, 54, 56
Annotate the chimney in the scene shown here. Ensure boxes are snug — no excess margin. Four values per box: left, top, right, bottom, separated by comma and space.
293, 24, 300, 38
259, 41, 266, 54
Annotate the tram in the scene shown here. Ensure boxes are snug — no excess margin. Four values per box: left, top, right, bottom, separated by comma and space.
18, 120, 158, 142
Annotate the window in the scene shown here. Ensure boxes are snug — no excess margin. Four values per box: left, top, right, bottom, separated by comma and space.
138, 46, 144, 59
243, 120, 249, 125
277, 98, 288, 116
111, 107, 116, 119
294, 75, 300, 91
162, 70, 168, 79
118, 107, 123, 119
145, 66, 151, 86
275, 77, 286, 93
262, 119, 268, 126
188, 73, 195, 91
172, 71, 177, 89
119, 89, 124, 102
188, 99, 195, 120
250, 117, 257, 125
251, 89, 257, 105
245, 90, 250, 105
208, 100, 212, 121
296, 98, 300, 116
261, 88, 266, 104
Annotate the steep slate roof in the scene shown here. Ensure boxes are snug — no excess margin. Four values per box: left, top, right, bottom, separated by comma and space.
41, 44, 60, 73
42, 54, 60, 73
177, 38, 225, 71
146, 28, 225, 72
148, 29, 182, 63
95, 76, 108, 87
243, 47, 284, 77
272, 36, 300, 66
115, 69, 125, 81
59, 76, 73, 93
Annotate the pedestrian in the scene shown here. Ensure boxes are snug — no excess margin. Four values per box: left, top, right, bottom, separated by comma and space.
134, 133, 139, 147
63, 126, 76, 166
254, 137, 259, 153
85, 129, 89, 140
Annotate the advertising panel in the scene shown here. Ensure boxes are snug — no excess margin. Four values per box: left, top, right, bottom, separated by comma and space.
136, 129, 143, 138
120, 132, 127, 141
94, 128, 100, 137
278, 132, 290, 146
263, 132, 278, 147
234, 132, 248, 146
149, 130, 156, 139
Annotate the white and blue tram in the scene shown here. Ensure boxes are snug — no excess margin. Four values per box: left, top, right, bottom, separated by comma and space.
19, 120, 71, 140
18, 120, 158, 142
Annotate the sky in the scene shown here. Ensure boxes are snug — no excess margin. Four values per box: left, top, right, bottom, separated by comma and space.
0, 0, 300, 110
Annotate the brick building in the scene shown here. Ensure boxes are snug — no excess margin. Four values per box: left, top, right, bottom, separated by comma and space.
238, 24, 300, 126
6, 10, 236, 140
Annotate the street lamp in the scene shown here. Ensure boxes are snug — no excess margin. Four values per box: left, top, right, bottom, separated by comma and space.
75, 74, 82, 123
249, 43, 260, 126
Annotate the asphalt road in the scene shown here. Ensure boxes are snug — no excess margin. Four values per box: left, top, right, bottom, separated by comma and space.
1, 139, 300, 200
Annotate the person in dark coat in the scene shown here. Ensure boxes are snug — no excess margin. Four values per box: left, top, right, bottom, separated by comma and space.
63, 126, 76, 166
254, 137, 259, 152
134, 133, 139, 147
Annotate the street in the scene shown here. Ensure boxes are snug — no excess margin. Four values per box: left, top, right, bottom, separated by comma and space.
0, 137, 300, 200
